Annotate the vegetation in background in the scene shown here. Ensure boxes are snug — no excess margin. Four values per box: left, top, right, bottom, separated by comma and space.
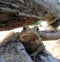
31, 19, 41, 25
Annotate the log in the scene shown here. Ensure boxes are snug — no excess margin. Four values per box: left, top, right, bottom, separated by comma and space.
39, 30, 60, 40
0, 0, 59, 31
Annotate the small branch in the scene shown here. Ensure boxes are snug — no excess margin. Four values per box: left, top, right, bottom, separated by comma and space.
39, 30, 60, 40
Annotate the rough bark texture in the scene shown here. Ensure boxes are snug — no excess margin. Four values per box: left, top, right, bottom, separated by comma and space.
0, 0, 59, 30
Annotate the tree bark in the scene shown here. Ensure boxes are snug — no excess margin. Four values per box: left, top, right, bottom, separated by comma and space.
0, 0, 58, 31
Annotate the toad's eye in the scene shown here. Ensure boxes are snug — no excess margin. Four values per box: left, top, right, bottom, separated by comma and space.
23, 27, 26, 30
37, 28, 39, 31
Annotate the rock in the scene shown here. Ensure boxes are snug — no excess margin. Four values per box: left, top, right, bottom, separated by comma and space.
0, 40, 33, 62
32, 50, 59, 62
